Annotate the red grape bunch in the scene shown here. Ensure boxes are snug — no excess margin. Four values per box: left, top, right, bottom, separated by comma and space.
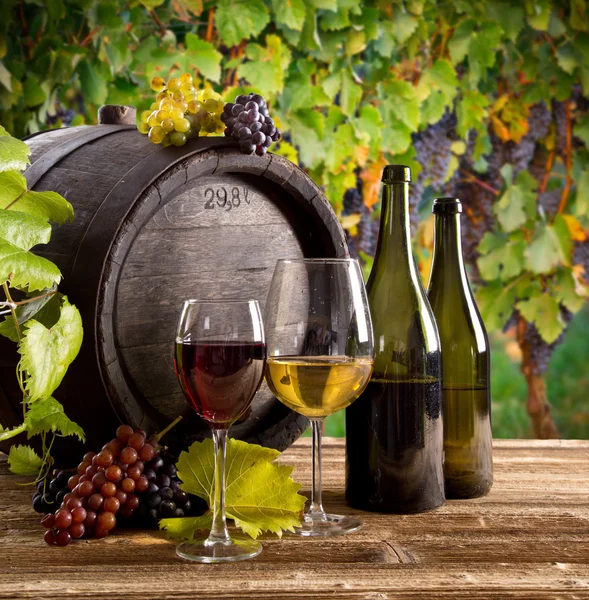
221, 93, 281, 156
42, 425, 155, 546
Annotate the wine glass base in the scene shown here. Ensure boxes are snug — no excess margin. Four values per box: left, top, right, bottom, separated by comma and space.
292, 513, 362, 537
176, 537, 262, 563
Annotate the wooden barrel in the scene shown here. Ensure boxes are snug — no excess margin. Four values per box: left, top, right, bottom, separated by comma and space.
0, 107, 348, 457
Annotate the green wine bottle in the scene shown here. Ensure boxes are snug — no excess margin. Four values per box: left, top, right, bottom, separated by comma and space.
427, 197, 493, 499
345, 165, 445, 514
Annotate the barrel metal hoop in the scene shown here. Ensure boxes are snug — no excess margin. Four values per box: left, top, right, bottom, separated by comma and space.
24, 125, 136, 189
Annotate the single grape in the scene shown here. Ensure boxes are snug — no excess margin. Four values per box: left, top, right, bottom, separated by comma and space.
147, 493, 162, 509
135, 476, 149, 493
159, 97, 174, 111
159, 501, 177, 518
148, 126, 165, 145
55, 509, 73, 529
120, 447, 138, 465
173, 118, 191, 134
96, 450, 114, 469
170, 132, 187, 146
66, 497, 83, 512
128, 433, 146, 450
202, 88, 214, 100
121, 478, 135, 493
97, 512, 117, 531
252, 131, 266, 145
67, 475, 80, 491
137, 122, 149, 135
63, 492, 76, 505
115, 490, 127, 505
88, 493, 104, 512
151, 76, 166, 92
103, 438, 124, 455
55, 529, 72, 547
92, 472, 107, 488
69, 522, 85, 539
127, 465, 142, 481
78, 481, 94, 498
240, 141, 255, 154
236, 94, 248, 105
77, 461, 91, 475
179, 72, 193, 85
174, 490, 189, 505
150, 102, 158, 111
159, 487, 174, 501
238, 127, 252, 139
255, 146, 266, 157
44, 530, 56, 545
156, 91, 169, 103
102, 482, 117, 498
71, 507, 87, 524
103, 497, 120, 513
105, 465, 123, 483
167, 78, 180, 92
41, 513, 56, 529
252, 94, 265, 107
84, 510, 97, 528
187, 100, 201, 114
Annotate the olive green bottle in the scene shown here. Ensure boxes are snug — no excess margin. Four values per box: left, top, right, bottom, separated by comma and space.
345, 165, 445, 514
427, 197, 493, 499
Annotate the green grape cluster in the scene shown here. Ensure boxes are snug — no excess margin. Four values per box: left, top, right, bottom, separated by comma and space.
138, 73, 225, 147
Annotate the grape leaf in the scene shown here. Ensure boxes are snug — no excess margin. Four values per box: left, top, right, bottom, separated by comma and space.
574, 114, 589, 147
456, 90, 489, 137
477, 232, 525, 281
271, 0, 306, 31
0, 211, 52, 250
552, 268, 588, 314
18, 296, 83, 402
340, 69, 362, 116
238, 35, 291, 97
24, 396, 85, 441
380, 80, 419, 130
0, 126, 30, 173
0, 239, 62, 291
476, 279, 517, 331
392, 9, 418, 44
215, 0, 270, 47
517, 294, 565, 343
8, 444, 43, 476
448, 18, 476, 63
0, 171, 74, 225
0, 288, 60, 343
524, 217, 572, 274
76, 60, 108, 106
160, 515, 212, 538
164, 438, 305, 539
185, 34, 223, 83
575, 169, 589, 216
420, 59, 459, 104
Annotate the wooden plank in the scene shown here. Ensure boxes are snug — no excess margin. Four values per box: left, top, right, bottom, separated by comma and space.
1, 440, 588, 599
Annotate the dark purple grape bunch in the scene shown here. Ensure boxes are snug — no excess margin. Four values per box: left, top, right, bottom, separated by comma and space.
132, 451, 206, 528
221, 93, 281, 156
32, 469, 73, 514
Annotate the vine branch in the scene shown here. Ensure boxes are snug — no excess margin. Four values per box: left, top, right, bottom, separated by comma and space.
206, 9, 215, 42
461, 169, 500, 196
2, 282, 22, 341
539, 149, 555, 195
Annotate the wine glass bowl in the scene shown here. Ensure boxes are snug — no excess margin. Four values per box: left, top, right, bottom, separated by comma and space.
265, 258, 374, 536
173, 299, 266, 562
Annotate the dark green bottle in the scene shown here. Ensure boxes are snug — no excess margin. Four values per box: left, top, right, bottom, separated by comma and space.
345, 165, 445, 514
427, 197, 493, 499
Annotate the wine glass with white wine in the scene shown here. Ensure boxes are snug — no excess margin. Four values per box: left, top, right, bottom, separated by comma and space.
264, 258, 374, 536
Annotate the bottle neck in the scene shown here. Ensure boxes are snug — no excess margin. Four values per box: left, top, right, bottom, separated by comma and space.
429, 212, 469, 290
372, 182, 419, 282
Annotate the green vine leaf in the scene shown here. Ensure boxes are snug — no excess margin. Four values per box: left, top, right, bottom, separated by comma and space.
477, 232, 525, 281
24, 396, 85, 441
185, 34, 223, 83
166, 438, 306, 539
215, 0, 270, 47
0, 211, 52, 250
0, 126, 30, 173
494, 165, 537, 232
524, 216, 572, 274
18, 296, 83, 402
8, 444, 43, 476
238, 35, 291, 97
517, 294, 566, 343
271, 0, 306, 31
476, 279, 518, 331
0, 171, 74, 225
0, 239, 62, 291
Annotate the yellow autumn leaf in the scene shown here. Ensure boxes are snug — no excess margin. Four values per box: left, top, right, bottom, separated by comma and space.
562, 214, 587, 242
339, 213, 362, 230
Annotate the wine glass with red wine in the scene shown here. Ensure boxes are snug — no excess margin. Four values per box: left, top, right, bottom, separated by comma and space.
173, 299, 266, 563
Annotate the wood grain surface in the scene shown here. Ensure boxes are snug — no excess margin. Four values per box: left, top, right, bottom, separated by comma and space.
1, 438, 588, 599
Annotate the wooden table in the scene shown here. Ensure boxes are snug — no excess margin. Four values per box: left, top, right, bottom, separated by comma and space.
1, 438, 589, 599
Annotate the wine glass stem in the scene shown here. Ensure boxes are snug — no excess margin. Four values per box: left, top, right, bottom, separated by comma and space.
309, 418, 326, 518
206, 428, 231, 546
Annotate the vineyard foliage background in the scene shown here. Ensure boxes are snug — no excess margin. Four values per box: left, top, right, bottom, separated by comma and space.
1, 0, 589, 438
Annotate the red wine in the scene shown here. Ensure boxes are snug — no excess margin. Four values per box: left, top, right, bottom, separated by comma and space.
174, 341, 266, 428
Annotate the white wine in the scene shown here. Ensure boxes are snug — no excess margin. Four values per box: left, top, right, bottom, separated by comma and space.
265, 356, 373, 418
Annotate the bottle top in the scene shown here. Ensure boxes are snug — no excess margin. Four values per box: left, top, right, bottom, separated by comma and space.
432, 197, 462, 214
381, 165, 411, 183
